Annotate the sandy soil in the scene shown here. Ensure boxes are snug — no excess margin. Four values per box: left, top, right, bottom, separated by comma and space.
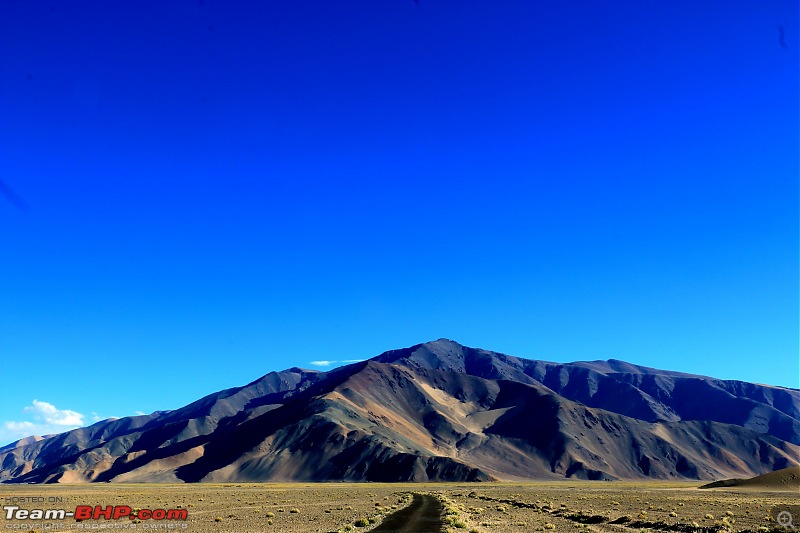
0, 481, 796, 532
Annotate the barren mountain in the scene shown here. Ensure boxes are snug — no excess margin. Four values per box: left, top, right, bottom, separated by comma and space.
1, 340, 797, 483
699, 465, 800, 491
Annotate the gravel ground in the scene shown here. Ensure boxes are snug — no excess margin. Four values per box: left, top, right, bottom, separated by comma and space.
0, 481, 795, 533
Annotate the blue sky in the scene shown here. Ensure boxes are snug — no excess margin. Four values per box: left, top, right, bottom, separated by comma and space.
0, 0, 797, 445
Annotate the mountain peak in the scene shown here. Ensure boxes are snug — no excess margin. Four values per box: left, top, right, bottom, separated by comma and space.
372, 338, 469, 373
284, 366, 320, 374
429, 337, 462, 346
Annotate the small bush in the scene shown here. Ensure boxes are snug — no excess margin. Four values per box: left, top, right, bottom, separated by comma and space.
354, 518, 369, 527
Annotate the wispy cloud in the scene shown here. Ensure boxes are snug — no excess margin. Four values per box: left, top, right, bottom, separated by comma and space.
91, 411, 122, 423
4, 421, 35, 432
309, 359, 364, 367
1, 400, 86, 446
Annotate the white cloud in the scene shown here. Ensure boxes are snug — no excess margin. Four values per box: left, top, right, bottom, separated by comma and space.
309, 359, 364, 367
0, 400, 86, 447
24, 400, 84, 426
134, 411, 146, 416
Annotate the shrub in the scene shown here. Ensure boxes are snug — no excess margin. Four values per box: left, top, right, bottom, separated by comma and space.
354, 518, 369, 527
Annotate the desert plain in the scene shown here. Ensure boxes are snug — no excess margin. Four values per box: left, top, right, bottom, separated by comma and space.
0, 481, 797, 533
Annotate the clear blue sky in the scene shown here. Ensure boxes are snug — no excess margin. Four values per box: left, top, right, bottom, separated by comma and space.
0, 0, 797, 445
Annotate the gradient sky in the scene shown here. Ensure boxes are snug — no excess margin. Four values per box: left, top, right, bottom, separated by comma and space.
0, 0, 797, 446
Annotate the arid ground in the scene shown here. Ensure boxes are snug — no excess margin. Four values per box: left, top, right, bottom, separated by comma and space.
0, 482, 796, 533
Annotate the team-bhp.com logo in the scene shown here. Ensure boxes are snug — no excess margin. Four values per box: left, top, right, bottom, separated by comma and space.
4, 504, 188, 522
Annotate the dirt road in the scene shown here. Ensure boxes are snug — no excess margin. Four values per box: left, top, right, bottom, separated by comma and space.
371, 493, 446, 532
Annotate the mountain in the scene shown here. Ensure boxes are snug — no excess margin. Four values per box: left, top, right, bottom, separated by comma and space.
699, 465, 800, 491
1, 339, 798, 483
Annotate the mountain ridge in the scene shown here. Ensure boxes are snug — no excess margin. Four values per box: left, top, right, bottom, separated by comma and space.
1, 339, 797, 483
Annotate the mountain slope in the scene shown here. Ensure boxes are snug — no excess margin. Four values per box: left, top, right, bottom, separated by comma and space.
1, 340, 798, 483
376, 340, 800, 444
699, 465, 800, 491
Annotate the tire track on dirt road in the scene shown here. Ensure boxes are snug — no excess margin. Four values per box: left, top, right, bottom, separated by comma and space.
371, 493, 446, 532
